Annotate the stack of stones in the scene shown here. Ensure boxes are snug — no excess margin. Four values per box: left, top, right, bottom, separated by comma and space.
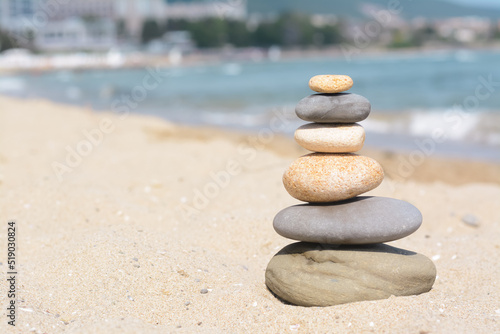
265, 75, 437, 307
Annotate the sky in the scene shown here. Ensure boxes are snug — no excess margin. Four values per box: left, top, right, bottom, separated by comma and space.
449, 0, 500, 8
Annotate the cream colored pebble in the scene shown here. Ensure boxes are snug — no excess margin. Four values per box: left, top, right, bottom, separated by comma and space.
309, 75, 353, 93
294, 123, 365, 153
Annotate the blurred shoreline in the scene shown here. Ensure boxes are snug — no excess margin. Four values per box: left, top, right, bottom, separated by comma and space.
2, 43, 500, 74
1, 90, 499, 163
2, 47, 499, 163
1, 95, 498, 185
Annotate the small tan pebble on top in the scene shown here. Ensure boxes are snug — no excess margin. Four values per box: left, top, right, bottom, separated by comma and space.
309, 75, 353, 93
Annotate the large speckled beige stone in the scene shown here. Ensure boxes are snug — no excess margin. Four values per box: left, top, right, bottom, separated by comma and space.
309, 75, 353, 93
265, 242, 437, 307
294, 123, 365, 153
283, 153, 384, 203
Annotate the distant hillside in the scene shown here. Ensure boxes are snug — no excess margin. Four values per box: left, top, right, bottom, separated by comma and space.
246, 0, 500, 19
166, 0, 500, 19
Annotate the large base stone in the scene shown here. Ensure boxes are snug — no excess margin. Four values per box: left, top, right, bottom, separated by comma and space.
265, 242, 436, 307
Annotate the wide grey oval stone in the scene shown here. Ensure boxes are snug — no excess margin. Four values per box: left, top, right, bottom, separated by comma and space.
265, 242, 437, 307
273, 196, 422, 244
295, 93, 371, 123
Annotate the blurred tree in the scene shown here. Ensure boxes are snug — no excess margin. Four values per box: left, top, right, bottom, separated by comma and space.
24, 29, 36, 51
226, 20, 252, 47
275, 12, 315, 46
116, 19, 129, 39
388, 29, 415, 48
253, 21, 281, 47
81, 15, 98, 23
141, 19, 162, 44
165, 19, 191, 32
252, 12, 341, 48
279, 13, 302, 46
0, 30, 17, 52
158, 13, 344, 49
190, 18, 226, 48
411, 25, 436, 46
493, 24, 500, 39
319, 24, 342, 45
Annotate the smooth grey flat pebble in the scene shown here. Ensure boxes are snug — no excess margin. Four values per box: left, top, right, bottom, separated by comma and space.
273, 196, 422, 244
461, 213, 479, 227
200, 289, 208, 294
295, 93, 371, 123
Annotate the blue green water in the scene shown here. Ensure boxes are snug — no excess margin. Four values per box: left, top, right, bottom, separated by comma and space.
2, 49, 499, 160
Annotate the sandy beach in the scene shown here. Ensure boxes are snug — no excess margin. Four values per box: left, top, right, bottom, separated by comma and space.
1, 96, 499, 333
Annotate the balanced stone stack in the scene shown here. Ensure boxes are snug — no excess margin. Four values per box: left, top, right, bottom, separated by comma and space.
265, 75, 437, 307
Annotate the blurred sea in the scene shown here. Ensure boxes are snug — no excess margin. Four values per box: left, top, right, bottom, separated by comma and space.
2, 49, 499, 161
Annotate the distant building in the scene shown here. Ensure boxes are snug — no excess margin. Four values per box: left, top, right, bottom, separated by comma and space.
435, 17, 492, 43
0, 0, 117, 49
164, 30, 194, 52
0, 0, 36, 17
166, 1, 246, 21
0, 0, 37, 44
35, 17, 116, 51
115, 0, 167, 38
34, 0, 119, 50
43, 0, 116, 20
0, 0, 168, 50
0, 0, 36, 22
